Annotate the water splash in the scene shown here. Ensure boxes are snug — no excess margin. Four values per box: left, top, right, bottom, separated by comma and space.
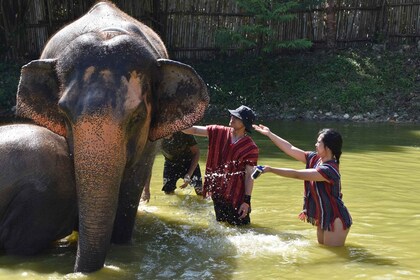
226, 231, 309, 257
139, 200, 310, 264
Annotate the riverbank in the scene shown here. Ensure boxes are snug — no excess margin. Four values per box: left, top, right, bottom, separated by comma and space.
204, 104, 419, 123
190, 48, 419, 124
1, 48, 418, 124
1, 109, 417, 126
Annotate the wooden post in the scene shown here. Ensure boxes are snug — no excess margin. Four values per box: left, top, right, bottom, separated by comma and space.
152, 0, 165, 38
325, 0, 337, 49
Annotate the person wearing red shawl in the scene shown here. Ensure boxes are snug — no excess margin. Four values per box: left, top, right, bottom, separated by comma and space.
183, 105, 259, 225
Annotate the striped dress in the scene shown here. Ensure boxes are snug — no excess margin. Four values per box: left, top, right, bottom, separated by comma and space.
204, 125, 258, 208
303, 152, 352, 231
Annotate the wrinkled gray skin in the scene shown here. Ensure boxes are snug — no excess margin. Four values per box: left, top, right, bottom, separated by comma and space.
0, 124, 77, 255
15, 1, 209, 273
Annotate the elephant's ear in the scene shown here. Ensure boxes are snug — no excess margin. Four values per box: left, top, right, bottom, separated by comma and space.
149, 59, 209, 141
16, 59, 67, 137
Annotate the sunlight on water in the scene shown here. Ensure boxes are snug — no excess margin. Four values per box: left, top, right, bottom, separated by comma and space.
0, 121, 419, 279
225, 231, 309, 257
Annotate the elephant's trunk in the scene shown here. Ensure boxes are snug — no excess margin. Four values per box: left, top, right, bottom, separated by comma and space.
72, 115, 126, 273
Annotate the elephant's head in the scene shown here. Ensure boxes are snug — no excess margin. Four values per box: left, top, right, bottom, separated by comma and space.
16, 20, 208, 272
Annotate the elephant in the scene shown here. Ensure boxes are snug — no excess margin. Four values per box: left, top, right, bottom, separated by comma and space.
14, 1, 209, 273
0, 124, 77, 255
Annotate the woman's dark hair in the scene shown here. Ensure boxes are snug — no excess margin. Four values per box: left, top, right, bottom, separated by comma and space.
318, 128, 343, 164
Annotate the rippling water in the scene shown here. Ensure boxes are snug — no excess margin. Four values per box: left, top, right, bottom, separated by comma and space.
0, 121, 419, 279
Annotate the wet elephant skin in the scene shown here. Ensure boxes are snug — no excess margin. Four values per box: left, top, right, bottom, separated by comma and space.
0, 124, 77, 255
12, 1, 209, 273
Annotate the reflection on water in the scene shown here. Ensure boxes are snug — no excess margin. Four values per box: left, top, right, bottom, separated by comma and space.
0, 121, 419, 279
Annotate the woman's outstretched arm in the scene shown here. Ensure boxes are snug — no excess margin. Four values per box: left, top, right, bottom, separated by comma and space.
263, 166, 328, 182
253, 124, 306, 163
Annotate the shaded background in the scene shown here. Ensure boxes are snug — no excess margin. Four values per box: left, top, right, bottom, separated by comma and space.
1, 0, 419, 61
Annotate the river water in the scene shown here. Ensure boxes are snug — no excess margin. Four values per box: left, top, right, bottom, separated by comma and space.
0, 121, 419, 280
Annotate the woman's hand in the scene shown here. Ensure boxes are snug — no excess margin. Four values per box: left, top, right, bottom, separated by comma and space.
261, 165, 270, 173
252, 124, 271, 136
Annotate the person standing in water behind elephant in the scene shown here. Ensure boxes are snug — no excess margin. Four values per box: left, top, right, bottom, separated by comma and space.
140, 132, 202, 201
161, 131, 203, 195
183, 105, 259, 226
253, 125, 352, 246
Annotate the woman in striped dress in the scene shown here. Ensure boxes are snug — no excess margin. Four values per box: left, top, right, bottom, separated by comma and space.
253, 125, 352, 246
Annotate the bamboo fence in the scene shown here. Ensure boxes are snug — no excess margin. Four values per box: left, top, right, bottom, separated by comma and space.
1, 0, 419, 61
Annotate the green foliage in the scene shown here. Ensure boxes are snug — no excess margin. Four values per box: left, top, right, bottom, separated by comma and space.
215, 0, 313, 53
0, 50, 417, 121
237, 0, 299, 21
189, 49, 418, 118
0, 63, 20, 109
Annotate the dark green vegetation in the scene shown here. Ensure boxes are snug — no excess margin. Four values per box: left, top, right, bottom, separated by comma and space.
0, 49, 418, 122
0, 62, 20, 114
215, 0, 317, 54
188, 49, 419, 121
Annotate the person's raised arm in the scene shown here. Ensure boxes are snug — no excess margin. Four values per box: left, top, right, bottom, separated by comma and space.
263, 166, 328, 182
183, 126, 208, 137
253, 124, 306, 163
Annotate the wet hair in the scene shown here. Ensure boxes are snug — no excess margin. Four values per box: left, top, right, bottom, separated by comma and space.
318, 128, 343, 164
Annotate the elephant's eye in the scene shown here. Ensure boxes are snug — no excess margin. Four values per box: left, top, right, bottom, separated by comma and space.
131, 112, 141, 123
58, 98, 70, 116
128, 104, 147, 127
142, 82, 149, 93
